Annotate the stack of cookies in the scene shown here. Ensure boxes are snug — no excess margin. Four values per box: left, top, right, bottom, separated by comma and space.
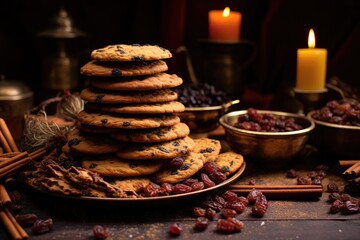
61, 44, 192, 184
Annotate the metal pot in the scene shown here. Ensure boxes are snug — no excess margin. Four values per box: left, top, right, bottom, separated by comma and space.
0, 75, 33, 141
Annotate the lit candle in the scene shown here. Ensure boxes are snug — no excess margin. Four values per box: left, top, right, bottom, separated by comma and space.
208, 7, 242, 41
295, 29, 327, 91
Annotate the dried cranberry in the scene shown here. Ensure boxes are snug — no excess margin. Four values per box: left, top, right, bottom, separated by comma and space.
297, 176, 312, 185
330, 200, 344, 214
222, 190, 238, 202
194, 217, 209, 231
202, 161, 219, 174
227, 217, 244, 232
209, 171, 227, 184
328, 193, 342, 203
327, 182, 339, 193
252, 201, 267, 217
247, 189, 264, 204
225, 201, 246, 214
31, 218, 53, 235
15, 214, 38, 227
202, 200, 223, 212
206, 208, 217, 220
221, 208, 237, 218
341, 201, 359, 214
286, 169, 298, 178
169, 223, 182, 236
193, 207, 206, 217
191, 181, 205, 191
173, 183, 192, 194
216, 219, 235, 233
93, 225, 109, 239
200, 173, 216, 188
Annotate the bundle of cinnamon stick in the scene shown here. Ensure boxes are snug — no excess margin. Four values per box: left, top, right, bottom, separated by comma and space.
0, 118, 49, 239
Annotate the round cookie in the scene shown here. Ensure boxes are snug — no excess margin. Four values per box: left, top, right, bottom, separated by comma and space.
77, 110, 181, 129
213, 152, 244, 176
80, 88, 178, 104
111, 122, 190, 143
116, 136, 195, 160
80, 60, 168, 77
66, 128, 123, 155
76, 122, 119, 134
152, 152, 205, 184
90, 44, 172, 61
113, 177, 151, 193
81, 156, 163, 177
193, 138, 221, 162
91, 73, 183, 91
84, 101, 185, 115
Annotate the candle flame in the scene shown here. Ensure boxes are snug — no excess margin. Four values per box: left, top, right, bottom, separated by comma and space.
308, 28, 316, 48
223, 7, 230, 17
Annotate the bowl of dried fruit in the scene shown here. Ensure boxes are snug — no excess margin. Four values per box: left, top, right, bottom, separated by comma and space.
174, 82, 238, 133
307, 98, 360, 160
220, 108, 315, 167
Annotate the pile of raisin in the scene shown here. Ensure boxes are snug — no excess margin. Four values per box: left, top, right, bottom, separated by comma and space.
328, 192, 360, 214
190, 189, 268, 234
311, 99, 360, 126
174, 82, 230, 107
233, 108, 304, 132
142, 160, 228, 197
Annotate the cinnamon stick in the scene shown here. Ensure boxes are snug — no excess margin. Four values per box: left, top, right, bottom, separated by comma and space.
0, 152, 21, 159
0, 156, 32, 177
339, 160, 359, 168
29, 147, 47, 160
342, 161, 360, 179
0, 210, 22, 240
0, 118, 19, 152
4, 208, 29, 239
0, 184, 12, 207
0, 130, 12, 153
0, 152, 28, 169
227, 184, 323, 199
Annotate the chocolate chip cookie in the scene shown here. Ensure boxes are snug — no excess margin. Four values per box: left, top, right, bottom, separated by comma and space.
91, 73, 182, 91
80, 60, 168, 77
193, 138, 221, 161
152, 152, 205, 184
116, 136, 195, 160
214, 152, 244, 176
77, 110, 180, 129
90, 44, 172, 61
111, 122, 190, 143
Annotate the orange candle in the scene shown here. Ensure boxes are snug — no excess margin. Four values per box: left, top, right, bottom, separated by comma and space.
208, 7, 242, 41
296, 29, 327, 91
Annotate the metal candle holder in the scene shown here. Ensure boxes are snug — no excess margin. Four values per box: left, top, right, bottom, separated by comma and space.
198, 39, 257, 100
293, 88, 328, 114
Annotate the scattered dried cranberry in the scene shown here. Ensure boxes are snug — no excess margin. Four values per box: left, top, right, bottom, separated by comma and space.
247, 190, 264, 204
221, 208, 237, 218
297, 176, 312, 185
193, 207, 206, 217
206, 208, 217, 220
216, 219, 235, 234
172, 183, 192, 194
225, 201, 246, 214
200, 173, 216, 188
327, 182, 339, 193
328, 193, 342, 203
227, 217, 244, 232
169, 223, 182, 236
251, 201, 268, 218
341, 201, 359, 214
31, 218, 53, 235
15, 213, 38, 227
222, 190, 238, 202
194, 217, 209, 231
330, 200, 344, 214
93, 225, 109, 239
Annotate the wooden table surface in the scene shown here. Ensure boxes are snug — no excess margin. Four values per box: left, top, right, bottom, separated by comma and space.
1, 143, 360, 240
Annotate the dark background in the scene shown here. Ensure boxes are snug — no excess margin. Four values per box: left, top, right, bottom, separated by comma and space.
1, 0, 359, 109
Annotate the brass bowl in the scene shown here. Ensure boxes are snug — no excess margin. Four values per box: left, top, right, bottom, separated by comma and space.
307, 111, 360, 160
220, 110, 315, 168
177, 100, 239, 133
